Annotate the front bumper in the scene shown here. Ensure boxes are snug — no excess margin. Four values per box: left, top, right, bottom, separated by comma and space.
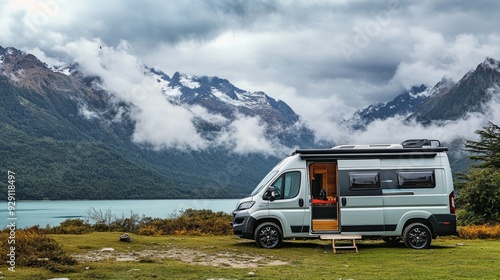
231, 210, 256, 239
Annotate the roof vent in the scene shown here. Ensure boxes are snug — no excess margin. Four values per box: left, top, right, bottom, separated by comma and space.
401, 139, 441, 148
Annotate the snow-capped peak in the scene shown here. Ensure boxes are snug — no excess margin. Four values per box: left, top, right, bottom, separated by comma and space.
211, 87, 269, 109
49, 65, 76, 76
415, 77, 454, 98
408, 86, 431, 99
179, 74, 200, 89
483, 57, 500, 72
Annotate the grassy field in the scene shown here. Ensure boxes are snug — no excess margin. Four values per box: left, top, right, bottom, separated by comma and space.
2, 233, 500, 279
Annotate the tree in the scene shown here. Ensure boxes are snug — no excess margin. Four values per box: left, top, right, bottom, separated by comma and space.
456, 122, 500, 225
464, 122, 500, 169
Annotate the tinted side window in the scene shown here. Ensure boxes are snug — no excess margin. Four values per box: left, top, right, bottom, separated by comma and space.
349, 172, 379, 190
271, 171, 301, 199
397, 171, 435, 188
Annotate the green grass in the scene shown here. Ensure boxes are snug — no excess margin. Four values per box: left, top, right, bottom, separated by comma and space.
2, 233, 500, 279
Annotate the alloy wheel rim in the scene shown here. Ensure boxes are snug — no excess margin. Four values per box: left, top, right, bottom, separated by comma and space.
259, 226, 278, 247
409, 228, 428, 248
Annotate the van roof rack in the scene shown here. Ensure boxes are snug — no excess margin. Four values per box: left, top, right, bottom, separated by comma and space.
292, 139, 448, 159
333, 143, 404, 149
401, 139, 441, 148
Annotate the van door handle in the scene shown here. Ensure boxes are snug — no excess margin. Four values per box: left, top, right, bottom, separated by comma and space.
341, 197, 347, 206
299, 198, 304, 207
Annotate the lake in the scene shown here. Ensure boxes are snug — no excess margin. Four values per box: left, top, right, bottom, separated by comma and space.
2, 199, 240, 228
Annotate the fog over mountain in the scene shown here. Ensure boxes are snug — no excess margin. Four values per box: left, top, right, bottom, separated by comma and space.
4, 0, 500, 137
24, 40, 312, 156
2, 42, 500, 200
3, 1, 500, 200
348, 57, 500, 147
5, 41, 500, 152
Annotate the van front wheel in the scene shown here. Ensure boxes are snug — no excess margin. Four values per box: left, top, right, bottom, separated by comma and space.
255, 222, 283, 249
403, 223, 432, 249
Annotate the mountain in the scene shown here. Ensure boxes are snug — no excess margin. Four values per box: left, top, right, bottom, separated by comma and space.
148, 69, 316, 148
167, 72, 299, 125
0, 46, 184, 200
2, 44, 499, 201
0, 46, 315, 201
352, 84, 429, 128
351, 58, 500, 173
413, 58, 500, 123
353, 58, 500, 126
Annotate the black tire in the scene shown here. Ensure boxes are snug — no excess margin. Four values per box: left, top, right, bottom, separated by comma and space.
254, 222, 283, 249
383, 236, 402, 245
403, 223, 432, 249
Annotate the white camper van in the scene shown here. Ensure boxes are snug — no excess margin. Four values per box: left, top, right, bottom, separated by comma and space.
231, 139, 457, 250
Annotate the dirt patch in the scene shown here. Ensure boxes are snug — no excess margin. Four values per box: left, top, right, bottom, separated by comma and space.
72, 247, 288, 268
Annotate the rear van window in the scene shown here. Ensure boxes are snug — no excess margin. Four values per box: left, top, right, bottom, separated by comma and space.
397, 170, 435, 188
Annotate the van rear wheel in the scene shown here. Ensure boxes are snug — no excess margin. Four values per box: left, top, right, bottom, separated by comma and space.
255, 222, 282, 249
403, 223, 432, 249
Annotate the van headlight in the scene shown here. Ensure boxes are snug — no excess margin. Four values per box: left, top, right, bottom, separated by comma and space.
238, 201, 255, 210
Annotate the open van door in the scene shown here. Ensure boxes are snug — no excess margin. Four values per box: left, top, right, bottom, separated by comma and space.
309, 163, 339, 233
338, 160, 385, 233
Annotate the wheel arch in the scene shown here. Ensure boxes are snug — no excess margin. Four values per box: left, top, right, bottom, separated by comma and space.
253, 218, 284, 236
402, 218, 435, 237
397, 211, 435, 236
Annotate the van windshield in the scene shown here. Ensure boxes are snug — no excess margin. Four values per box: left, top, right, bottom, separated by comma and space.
250, 170, 278, 196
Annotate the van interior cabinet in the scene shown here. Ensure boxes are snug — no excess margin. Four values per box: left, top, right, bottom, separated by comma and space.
312, 204, 337, 219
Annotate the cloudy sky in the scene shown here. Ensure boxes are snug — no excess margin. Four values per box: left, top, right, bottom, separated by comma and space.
1, 0, 500, 151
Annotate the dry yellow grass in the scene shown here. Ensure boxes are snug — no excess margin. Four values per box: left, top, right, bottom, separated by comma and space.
459, 224, 500, 239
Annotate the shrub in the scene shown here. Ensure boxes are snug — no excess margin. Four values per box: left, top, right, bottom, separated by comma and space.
0, 226, 77, 272
54, 207, 233, 236
456, 168, 500, 225
52, 219, 92, 234
138, 209, 233, 236
86, 207, 114, 231
458, 224, 500, 239
137, 224, 162, 236
85, 207, 147, 232
109, 212, 145, 232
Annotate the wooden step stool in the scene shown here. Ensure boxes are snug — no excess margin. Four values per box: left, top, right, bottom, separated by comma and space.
320, 234, 362, 253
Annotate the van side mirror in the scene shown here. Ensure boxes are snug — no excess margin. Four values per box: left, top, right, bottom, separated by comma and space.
263, 186, 275, 202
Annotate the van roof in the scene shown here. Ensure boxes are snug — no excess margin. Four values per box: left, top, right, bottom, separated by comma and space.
292, 139, 448, 160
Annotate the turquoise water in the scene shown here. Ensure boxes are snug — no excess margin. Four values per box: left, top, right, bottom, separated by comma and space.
1, 199, 240, 228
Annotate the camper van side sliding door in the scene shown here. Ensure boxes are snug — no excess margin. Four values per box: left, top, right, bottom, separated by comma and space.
338, 163, 384, 233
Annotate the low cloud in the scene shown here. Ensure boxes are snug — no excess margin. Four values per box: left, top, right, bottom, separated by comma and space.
393, 29, 500, 88
215, 114, 287, 155
55, 38, 208, 150
29, 38, 500, 156
3, 0, 500, 137
328, 86, 500, 147
37, 38, 291, 154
